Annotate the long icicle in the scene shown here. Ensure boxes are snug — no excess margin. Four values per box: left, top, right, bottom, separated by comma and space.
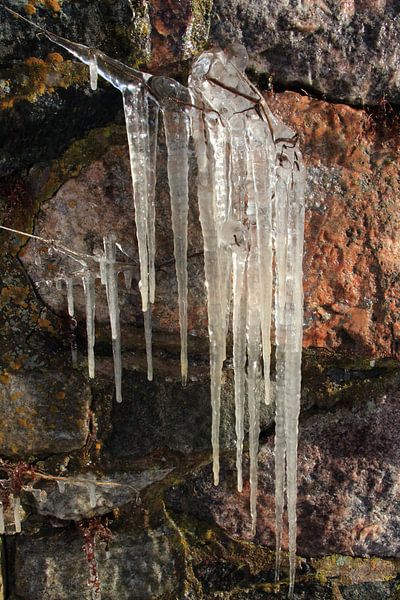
246, 235, 262, 533
163, 107, 190, 385
189, 108, 224, 486
273, 155, 290, 582
284, 155, 305, 598
82, 271, 96, 379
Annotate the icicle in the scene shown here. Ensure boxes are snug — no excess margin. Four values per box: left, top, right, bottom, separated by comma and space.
56, 278, 63, 291
103, 236, 122, 403
147, 100, 159, 306
89, 52, 98, 91
13, 495, 21, 533
188, 106, 225, 486
246, 238, 261, 534
247, 117, 275, 405
0, 501, 4, 534
232, 248, 247, 492
87, 482, 97, 508
282, 148, 305, 597
82, 271, 96, 379
66, 277, 75, 317
144, 308, 153, 381
123, 85, 151, 313
163, 106, 190, 385
57, 480, 66, 494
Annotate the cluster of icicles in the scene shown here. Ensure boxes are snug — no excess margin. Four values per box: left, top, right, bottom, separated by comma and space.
3, 8, 305, 597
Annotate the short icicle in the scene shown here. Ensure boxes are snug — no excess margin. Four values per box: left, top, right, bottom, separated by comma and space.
0, 501, 4, 534
103, 236, 122, 403
88, 482, 97, 509
13, 495, 21, 533
89, 51, 98, 91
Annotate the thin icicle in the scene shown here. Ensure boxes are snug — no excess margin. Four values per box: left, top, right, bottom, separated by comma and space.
0, 501, 4, 534
144, 308, 153, 381
232, 248, 247, 492
82, 271, 96, 379
57, 480, 66, 494
103, 236, 122, 403
163, 106, 190, 385
13, 495, 21, 533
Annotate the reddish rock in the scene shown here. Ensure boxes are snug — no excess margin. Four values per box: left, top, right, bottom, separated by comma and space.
22, 93, 400, 360
270, 92, 400, 358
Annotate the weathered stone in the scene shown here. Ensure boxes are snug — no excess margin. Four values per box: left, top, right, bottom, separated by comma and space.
102, 369, 275, 462
0, 366, 90, 457
165, 372, 400, 558
13, 521, 184, 600
32, 468, 172, 521
210, 0, 400, 105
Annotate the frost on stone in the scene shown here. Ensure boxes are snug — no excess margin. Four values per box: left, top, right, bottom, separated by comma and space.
1, 8, 306, 594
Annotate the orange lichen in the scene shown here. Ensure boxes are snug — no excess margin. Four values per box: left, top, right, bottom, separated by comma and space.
0, 372, 10, 385
25, 56, 46, 68
1, 54, 87, 110
24, 0, 61, 14
11, 392, 24, 401
48, 52, 64, 63
24, 3, 36, 15
56, 391, 66, 400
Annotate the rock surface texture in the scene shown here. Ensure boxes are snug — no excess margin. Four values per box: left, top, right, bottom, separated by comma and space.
1, 1, 400, 599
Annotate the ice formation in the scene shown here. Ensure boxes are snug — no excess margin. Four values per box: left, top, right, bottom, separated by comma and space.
2, 7, 305, 595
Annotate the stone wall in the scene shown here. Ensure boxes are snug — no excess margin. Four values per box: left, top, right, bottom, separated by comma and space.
1, 1, 400, 598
